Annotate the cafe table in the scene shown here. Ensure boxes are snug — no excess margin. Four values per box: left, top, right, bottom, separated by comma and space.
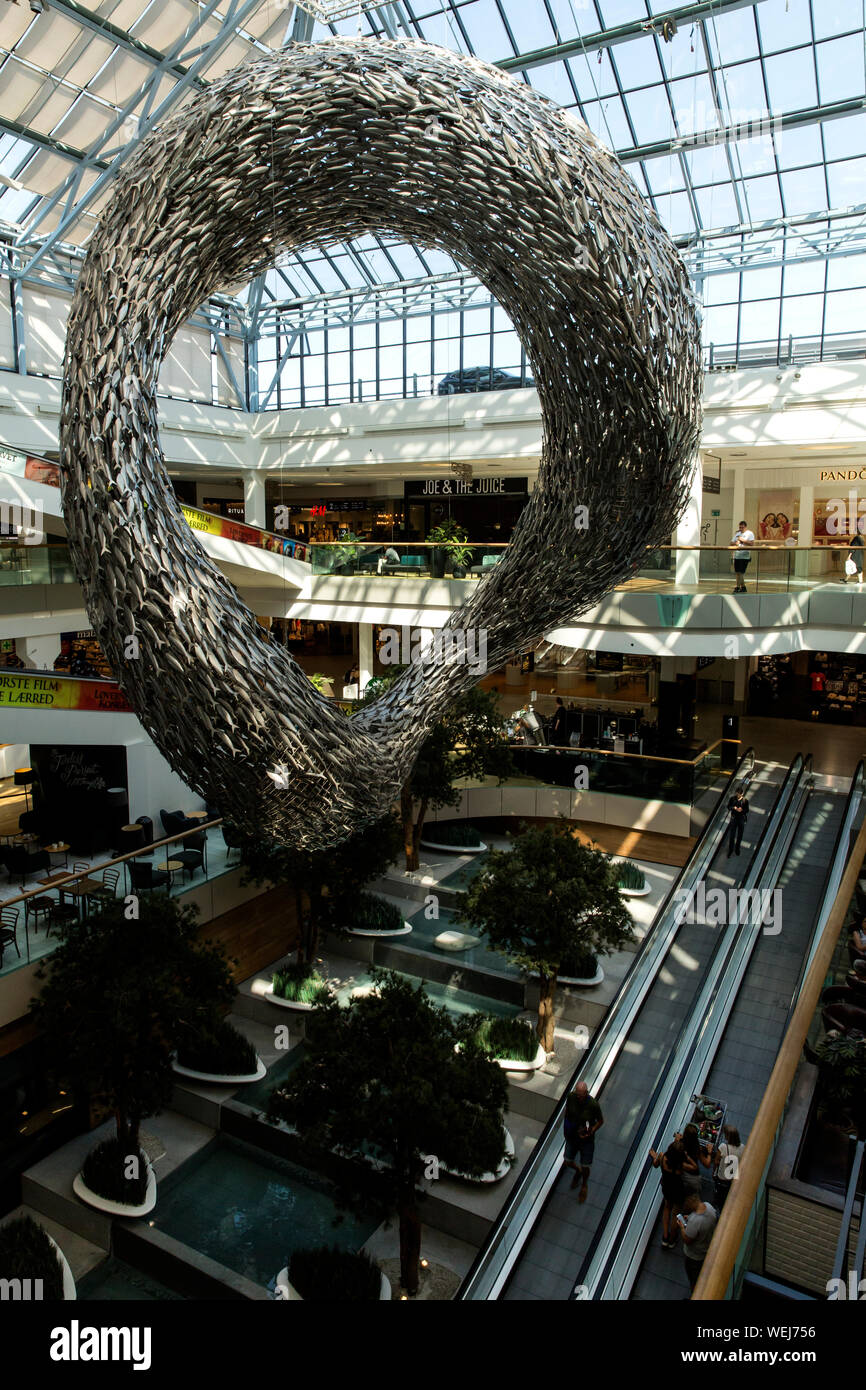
157, 859, 183, 886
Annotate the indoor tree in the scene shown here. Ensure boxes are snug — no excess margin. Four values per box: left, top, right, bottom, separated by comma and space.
240, 813, 403, 967
267, 969, 508, 1295
457, 821, 634, 1052
31, 896, 235, 1169
362, 672, 513, 870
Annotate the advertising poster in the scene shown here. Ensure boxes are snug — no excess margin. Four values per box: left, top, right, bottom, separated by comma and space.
756, 491, 796, 540
0, 672, 131, 712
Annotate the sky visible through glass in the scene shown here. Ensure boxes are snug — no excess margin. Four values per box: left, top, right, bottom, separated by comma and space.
0, 0, 864, 403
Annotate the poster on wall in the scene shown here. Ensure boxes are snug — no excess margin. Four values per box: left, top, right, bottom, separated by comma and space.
756, 492, 796, 541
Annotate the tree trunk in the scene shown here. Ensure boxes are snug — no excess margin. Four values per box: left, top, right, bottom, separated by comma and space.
537, 972, 557, 1053
401, 785, 419, 872
398, 1189, 422, 1295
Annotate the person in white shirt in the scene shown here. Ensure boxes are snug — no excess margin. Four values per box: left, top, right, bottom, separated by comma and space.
731, 520, 755, 593
714, 1124, 745, 1206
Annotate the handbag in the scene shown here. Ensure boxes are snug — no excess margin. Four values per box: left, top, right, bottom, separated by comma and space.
845, 558, 858, 576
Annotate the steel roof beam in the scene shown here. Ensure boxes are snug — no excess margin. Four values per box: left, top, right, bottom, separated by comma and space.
42, 0, 207, 87
496, 0, 770, 72
620, 96, 866, 164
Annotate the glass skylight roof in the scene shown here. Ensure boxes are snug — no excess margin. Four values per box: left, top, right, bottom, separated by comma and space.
0, 0, 864, 379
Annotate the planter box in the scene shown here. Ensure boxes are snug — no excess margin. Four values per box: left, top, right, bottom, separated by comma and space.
172, 1056, 267, 1085
492, 1042, 547, 1073
264, 985, 323, 1013
46, 1233, 77, 1301
73, 1160, 157, 1219
619, 884, 650, 898
558, 965, 605, 987
439, 1127, 515, 1183
347, 921, 413, 939
419, 837, 487, 855
274, 1267, 391, 1301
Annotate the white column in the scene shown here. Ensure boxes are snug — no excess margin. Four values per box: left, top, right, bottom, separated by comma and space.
675, 453, 702, 586
244, 471, 266, 528
358, 623, 374, 694
19, 634, 62, 671
796, 484, 814, 580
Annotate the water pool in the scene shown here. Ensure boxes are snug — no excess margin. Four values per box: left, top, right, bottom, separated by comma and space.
239, 1043, 307, 1113
77, 1257, 183, 1301
405, 906, 522, 981
152, 1135, 379, 1286
334, 966, 521, 1019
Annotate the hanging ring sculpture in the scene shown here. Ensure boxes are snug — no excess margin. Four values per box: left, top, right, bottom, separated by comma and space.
61, 38, 702, 851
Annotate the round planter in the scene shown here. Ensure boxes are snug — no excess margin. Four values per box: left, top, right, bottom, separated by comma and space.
171, 1056, 266, 1085
275, 1267, 391, 1301
347, 921, 412, 938
619, 884, 650, 898
558, 965, 605, 987
419, 836, 487, 854
73, 1159, 157, 1218
452, 565, 468, 579
265, 985, 324, 1013
492, 1041, 547, 1073
439, 1127, 515, 1184
46, 1233, 76, 1301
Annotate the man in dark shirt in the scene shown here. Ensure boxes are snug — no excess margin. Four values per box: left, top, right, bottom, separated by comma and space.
550, 697, 569, 747
727, 788, 749, 858
563, 1081, 604, 1203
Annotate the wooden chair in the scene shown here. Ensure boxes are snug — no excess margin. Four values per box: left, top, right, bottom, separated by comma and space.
86, 867, 121, 913
0, 907, 21, 965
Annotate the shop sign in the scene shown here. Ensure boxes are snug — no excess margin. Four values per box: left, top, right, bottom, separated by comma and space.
404, 476, 528, 499
0, 672, 131, 712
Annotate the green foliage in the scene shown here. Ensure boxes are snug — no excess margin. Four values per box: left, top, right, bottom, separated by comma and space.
308, 672, 331, 694
815, 1033, 866, 1127
422, 822, 484, 848
470, 1015, 538, 1063
616, 859, 646, 891
272, 960, 329, 1005
427, 519, 472, 568
31, 895, 236, 1149
457, 821, 634, 980
288, 1246, 381, 1301
0, 1216, 64, 1300
558, 946, 599, 979
241, 815, 403, 963
267, 970, 508, 1219
82, 1138, 149, 1206
353, 893, 404, 933
176, 1020, 258, 1076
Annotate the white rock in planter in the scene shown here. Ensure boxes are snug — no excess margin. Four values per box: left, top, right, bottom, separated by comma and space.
434, 929, 480, 952
73, 1159, 157, 1218
274, 1267, 390, 1300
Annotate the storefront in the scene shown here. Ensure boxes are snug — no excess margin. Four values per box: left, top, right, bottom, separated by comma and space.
403, 475, 529, 543
747, 651, 866, 725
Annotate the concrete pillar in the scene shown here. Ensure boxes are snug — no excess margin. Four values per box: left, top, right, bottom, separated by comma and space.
731, 472, 746, 540
675, 453, 702, 586
358, 623, 374, 694
796, 484, 814, 580
244, 472, 266, 528
19, 634, 62, 672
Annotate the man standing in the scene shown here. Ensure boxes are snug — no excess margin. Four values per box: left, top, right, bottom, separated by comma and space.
731, 520, 755, 593
563, 1081, 604, 1204
727, 786, 749, 858
678, 1192, 718, 1292
550, 697, 569, 747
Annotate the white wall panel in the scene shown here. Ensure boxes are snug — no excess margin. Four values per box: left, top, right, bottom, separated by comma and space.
21, 285, 70, 375
0, 277, 14, 369
158, 325, 212, 403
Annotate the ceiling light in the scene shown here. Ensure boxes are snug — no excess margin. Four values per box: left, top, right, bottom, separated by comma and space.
30, 1, 45, 14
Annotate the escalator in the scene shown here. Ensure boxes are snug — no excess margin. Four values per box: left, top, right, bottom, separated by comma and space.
457, 750, 809, 1301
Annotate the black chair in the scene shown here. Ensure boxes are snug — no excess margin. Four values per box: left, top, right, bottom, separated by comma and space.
25, 895, 54, 934
85, 868, 121, 914
160, 809, 193, 839
0, 907, 21, 965
128, 861, 170, 892
174, 830, 206, 881
4, 844, 50, 886
221, 823, 244, 862
48, 902, 80, 935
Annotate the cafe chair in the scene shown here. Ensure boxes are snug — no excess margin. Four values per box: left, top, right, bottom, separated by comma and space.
128, 861, 170, 893
174, 830, 206, 881
48, 901, 80, 935
0, 907, 21, 965
86, 868, 121, 913
25, 895, 55, 934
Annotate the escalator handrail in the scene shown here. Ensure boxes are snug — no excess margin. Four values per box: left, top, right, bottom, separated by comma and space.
456, 746, 756, 1300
